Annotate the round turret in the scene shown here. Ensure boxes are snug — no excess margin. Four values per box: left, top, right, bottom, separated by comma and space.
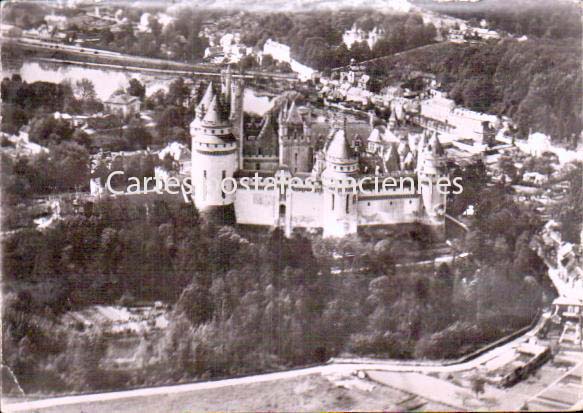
191, 95, 238, 213
322, 127, 359, 180
321, 126, 359, 238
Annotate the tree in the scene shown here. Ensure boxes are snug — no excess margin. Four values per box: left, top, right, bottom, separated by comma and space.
75, 79, 102, 113
101, 28, 114, 45
51, 141, 90, 191
471, 376, 486, 399
157, 106, 187, 143
1, 105, 29, 134
261, 54, 275, 68
148, 15, 162, 38
167, 78, 191, 107
124, 117, 152, 149
75, 78, 97, 102
29, 116, 74, 144
551, 162, 583, 243
239, 55, 257, 71
127, 79, 146, 101
72, 129, 91, 147
498, 155, 518, 182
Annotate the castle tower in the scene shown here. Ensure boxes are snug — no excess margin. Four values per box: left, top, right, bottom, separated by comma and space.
418, 132, 447, 225
220, 66, 245, 168
191, 95, 238, 221
221, 64, 232, 101
190, 82, 215, 135
388, 109, 398, 129
231, 80, 245, 169
278, 100, 313, 173
368, 110, 376, 130
321, 122, 359, 238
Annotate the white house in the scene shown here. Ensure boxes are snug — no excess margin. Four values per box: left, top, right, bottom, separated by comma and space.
516, 132, 552, 157
104, 94, 141, 117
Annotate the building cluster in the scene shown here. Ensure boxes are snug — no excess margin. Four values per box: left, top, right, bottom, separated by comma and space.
319, 76, 503, 156
320, 59, 374, 105
7, 6, 130, 44
342, 24, 386, 50
537, 221, 583, 345
447, 20, 501, 43
203, 31, 255, 64
406, 90, 499, 147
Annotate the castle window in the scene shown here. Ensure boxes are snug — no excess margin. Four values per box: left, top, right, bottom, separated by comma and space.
367, 202, 370, 206
345, 195, 350, 214
294, 153, 298, 165
409, 200, 412, 204
389, 201, 393, 205
256, 163, 260, 170
221, 170, 226, 199
331, 194, 335, 211
203, 170, 207, 179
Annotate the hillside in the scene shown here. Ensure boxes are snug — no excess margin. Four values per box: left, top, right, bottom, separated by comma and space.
365, 38, 582, 142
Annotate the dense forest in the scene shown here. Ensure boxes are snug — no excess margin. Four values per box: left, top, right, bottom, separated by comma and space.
367, 38, 582, 142
2, 173, 548, 393
418, 0, 582, 40
236, 11, 438, 71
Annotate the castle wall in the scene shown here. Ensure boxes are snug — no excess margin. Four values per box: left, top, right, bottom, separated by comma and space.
288, 189, 324, 228
232, 185, 442, 233
242, 156, 280, 171
234, 187, 277, 226
358, 191, 420, 226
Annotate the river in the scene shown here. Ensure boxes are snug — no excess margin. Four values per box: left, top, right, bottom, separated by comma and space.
2, 59, 274, 115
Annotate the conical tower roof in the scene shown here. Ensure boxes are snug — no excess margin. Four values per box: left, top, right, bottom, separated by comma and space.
427, 132, 444, 156
325, 127, 355, 162
257, 113, 277, 141
417, 131, 429, 154
285, 100, 303, 125
402, 151, 416, 171
202, 96, 230, 127
197, 82, 215, 115
397, 138, 410, 158
384, 143, 401, 173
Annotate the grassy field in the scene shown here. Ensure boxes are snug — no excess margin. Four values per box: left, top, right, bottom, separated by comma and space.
3, 373, 432, 413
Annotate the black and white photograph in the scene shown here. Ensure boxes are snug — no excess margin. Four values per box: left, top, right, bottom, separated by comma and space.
0, 0, 581, 411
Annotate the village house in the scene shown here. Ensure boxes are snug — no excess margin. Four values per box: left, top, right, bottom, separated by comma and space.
104, 93, 141, 117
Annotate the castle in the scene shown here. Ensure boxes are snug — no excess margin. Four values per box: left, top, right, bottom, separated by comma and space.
188, 69, 449, 238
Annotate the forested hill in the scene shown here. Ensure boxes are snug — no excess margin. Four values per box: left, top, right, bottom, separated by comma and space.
414, 0, 581, 40
366, 38, 582, 142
